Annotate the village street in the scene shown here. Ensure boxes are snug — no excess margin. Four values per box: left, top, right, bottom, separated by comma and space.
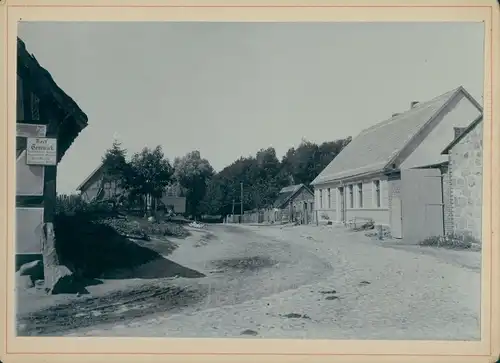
49, 223, 481, 340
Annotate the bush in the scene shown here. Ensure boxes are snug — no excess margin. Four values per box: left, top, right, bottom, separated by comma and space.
419, 232, 481, 250
56, 194, 117, 221
97, 217, 150, 241
143, 222, 190, 239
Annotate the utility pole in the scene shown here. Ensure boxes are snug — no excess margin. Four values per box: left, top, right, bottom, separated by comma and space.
240, 182, 243, 223
232, 199, 235, 215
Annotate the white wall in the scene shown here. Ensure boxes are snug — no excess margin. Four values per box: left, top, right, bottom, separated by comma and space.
81, 177, 101, 202
400, 92, 482, 169
314, 176, 390, 225
16, 208, 44, 254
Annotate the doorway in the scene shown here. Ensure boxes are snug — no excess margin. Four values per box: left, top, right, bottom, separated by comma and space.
339, 187, 346, 223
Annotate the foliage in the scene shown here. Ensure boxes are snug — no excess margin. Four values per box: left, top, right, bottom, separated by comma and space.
419, 233, 481, 250
281, 137, 352, 186
101, 140, 128, 192
142, 222, 191, 239
199, 138, 351, 216
173, 151, 214, 218
55, 194, 116, 220
91, 136, 351, 219
123, 146, 174, 205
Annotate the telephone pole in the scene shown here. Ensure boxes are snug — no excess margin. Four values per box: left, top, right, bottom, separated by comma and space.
240, 182, 243, 222
232, 199, 235, 215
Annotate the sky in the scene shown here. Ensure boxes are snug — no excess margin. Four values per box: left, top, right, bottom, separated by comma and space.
17, 22, 485, 194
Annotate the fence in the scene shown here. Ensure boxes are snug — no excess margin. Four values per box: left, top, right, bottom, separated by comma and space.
225, 208, 298, 225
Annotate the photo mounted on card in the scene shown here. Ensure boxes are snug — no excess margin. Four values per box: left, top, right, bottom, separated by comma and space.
1, 1, 498, 363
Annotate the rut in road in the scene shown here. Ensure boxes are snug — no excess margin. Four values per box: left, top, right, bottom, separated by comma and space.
198, 225, 334, 309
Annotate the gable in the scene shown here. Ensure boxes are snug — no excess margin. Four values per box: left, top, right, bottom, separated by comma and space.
77, 164, 105, 192
311, 87, 481, 185
274, 184, 313, 208
399, 92, 482, 169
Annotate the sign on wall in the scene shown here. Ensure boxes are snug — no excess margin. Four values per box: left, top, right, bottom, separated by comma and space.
26, 137, 57, 166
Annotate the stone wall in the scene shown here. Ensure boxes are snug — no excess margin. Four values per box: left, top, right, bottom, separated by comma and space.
449, 121, 483, 242
441, 164, 454, 235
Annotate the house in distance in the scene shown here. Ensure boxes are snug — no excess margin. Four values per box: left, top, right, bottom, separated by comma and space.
272, 184, 315, 224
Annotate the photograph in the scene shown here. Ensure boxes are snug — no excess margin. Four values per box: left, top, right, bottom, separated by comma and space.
14, 20, 484, 341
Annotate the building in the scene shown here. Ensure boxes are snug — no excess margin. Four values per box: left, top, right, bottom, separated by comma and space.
16, 37, 88, 269
76, 162, 119, 202
311, 86, 482, 243
77, 165, 186, 214
441, 115, 483, 242
272, 184, 314, 224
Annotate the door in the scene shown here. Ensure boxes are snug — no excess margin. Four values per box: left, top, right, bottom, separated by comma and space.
401, 168, 444, 243
389, 180, 403, 239
339, 187, 346, 223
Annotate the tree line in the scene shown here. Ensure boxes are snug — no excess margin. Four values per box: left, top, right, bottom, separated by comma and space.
100, 136, 352, 218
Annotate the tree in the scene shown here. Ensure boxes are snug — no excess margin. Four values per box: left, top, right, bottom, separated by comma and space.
173, 151, 214, 218
281, 137, 352, 186
124, 146, 173, 215
196, 137, 352, 218
101, 140, 128, 198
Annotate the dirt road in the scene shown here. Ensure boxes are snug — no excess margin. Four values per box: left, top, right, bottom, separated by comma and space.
19, 223, 481, 340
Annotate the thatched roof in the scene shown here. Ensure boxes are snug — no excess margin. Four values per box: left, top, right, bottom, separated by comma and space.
17, 37, 88, 161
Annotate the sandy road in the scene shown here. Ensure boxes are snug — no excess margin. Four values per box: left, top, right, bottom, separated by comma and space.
20, 223, 480, 340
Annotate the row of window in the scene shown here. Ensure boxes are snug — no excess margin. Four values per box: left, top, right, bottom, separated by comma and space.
318, 180, 381, 209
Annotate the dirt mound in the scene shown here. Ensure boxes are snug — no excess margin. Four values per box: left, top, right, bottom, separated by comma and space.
54, 214, 168, 278
102, 258, 205, 279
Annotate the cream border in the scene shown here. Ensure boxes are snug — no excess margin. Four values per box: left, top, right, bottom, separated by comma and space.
1, 1, 498, 362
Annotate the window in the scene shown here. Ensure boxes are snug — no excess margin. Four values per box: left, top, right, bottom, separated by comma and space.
327, 188, 331, 209
374, 180, 381, 207
319, 189, 323, 209
349, 185, 354, 208
358, 183, 363, 208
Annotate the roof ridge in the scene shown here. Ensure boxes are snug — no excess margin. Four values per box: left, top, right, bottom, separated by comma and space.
359, 87, 462, 135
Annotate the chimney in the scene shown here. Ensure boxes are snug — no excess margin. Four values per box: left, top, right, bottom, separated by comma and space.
454, 127, 466, 139
411, 101, 419, 108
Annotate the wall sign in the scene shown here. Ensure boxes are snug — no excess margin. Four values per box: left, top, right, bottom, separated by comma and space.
26, 137, 57, 166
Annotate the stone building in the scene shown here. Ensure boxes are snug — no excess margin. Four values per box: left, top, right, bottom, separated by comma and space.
442, 115, 483, 242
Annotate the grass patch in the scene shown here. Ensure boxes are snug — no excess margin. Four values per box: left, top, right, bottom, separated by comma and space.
418, 233, 481, 250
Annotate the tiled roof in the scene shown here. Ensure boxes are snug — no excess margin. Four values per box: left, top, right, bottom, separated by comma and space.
311, 87, 478, 185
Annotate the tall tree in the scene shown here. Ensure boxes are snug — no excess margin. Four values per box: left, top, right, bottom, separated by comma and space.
101, 139, 128, 198
124, 146, 173, 214
173, 150, 214, 218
